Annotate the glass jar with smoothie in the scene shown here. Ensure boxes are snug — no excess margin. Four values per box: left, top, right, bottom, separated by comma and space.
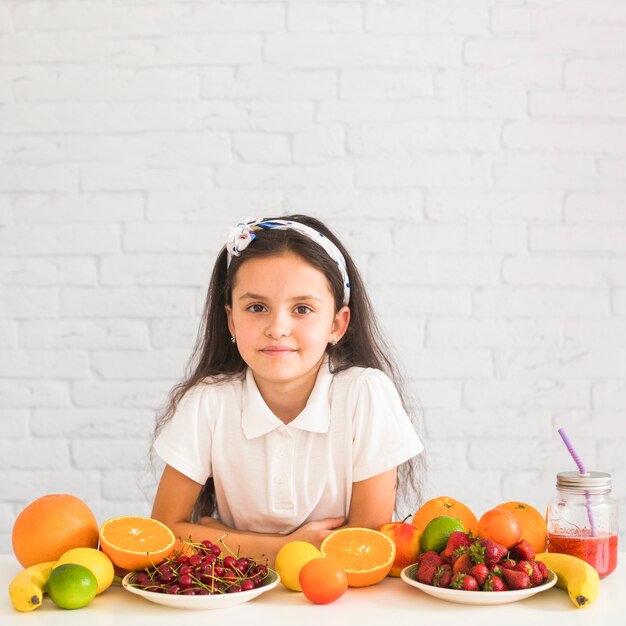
546, 471, 618, 578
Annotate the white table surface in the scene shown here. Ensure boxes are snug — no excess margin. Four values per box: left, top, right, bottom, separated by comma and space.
1, 554, 624, 625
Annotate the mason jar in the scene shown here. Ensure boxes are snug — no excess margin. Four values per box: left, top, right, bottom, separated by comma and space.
546, 471, 618, 578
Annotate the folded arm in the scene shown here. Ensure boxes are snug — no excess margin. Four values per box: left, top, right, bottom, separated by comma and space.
151, 464, 397, 566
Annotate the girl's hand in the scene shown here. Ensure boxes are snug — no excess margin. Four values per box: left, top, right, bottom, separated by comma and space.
290, 516, 345, 548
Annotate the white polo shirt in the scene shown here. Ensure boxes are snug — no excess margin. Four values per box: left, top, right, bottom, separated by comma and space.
154, 361, 423, 534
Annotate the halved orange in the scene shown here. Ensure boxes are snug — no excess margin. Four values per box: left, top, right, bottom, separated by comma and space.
320, 528, 396, 587
99, 516, 175, 571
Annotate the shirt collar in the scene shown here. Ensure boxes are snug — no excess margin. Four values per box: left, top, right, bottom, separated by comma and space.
241, 360, 333, 440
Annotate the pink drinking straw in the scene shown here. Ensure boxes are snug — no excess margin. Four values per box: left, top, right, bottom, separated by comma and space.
558, 428, 596, 536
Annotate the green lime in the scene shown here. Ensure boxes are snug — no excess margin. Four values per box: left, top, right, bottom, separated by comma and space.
420, 516, 465, 553
45, 563, 98, 610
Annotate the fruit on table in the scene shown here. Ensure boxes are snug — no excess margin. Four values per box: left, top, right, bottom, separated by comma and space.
8, 561, 57, 612
412, 496, 479, 537
420, 516, 465, 553
469, 537, 508, 567
12, 494, 99, 567
413, 534, 551, 592
299, 557, 348, 604
509, 539, 536, 562
377, 519, 421, 577
128, 538, 271, 595
45, 563, 98, 610
99, 516, 176, 571
535, 552, 600, 609
320, 527, 396, 587
441, 530, 472, 560
274, 541, 322, 591
496, 501, 547, 554
56, 547, 114, 595
477, 507, 523, 549
450, 571, 479, 591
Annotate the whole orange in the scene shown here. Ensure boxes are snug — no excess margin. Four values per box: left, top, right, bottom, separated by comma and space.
299, 558, 348, 605
12, 494, 99, 567
496, 501, 547, 553
412, 496, 479, 537
477, 507, 522, 549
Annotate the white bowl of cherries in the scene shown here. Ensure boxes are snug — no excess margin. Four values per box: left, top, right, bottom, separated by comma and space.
122, 538, 280, 610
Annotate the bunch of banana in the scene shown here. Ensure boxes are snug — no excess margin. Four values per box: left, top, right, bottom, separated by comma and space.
535, 552, 600, 609
8, 561, 57, 612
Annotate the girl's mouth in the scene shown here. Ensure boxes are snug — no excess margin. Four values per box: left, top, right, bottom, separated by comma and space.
261, 347, 296, 355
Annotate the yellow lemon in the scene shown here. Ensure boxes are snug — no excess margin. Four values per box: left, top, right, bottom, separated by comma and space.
56, 547, 114, 595
274, 541, 322, 591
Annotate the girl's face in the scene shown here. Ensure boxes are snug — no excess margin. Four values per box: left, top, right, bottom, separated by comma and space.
225, 253, 350, 394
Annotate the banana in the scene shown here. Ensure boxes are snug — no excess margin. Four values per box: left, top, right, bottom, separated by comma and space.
8, 561, 57, 612
535, 552, 600, 609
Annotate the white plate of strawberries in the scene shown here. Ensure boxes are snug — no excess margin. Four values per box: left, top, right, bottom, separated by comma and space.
401, 533, 557, 605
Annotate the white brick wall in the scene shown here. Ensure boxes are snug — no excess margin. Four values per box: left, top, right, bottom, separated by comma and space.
1, 0, 625, 552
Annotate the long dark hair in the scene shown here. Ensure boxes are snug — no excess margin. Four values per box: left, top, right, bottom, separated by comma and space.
153, 215, 424, 520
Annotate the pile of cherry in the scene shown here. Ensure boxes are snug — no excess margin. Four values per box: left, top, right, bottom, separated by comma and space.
129, 539, 271, 595
415, 532, 550, 591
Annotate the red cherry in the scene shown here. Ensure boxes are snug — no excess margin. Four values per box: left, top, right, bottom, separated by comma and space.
178, 574, 193, 588
178, 565, 193, 577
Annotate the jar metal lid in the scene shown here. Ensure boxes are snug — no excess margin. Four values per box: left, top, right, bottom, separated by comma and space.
556, 471, 612, 494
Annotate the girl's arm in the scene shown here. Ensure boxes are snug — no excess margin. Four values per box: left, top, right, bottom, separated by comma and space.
151, 464, 343, 565
346, 467, 398, 527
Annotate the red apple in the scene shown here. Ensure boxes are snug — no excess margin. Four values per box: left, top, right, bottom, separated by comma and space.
377, 520, 421, 577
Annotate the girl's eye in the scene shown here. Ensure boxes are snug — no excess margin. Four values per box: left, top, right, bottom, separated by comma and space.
295, 305, 313, 315
247, 304, 266, 313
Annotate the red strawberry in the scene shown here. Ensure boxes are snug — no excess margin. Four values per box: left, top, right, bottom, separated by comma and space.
416, 562, 437, 585
441, 531, 472, 560
470, 538, 508, 567
483, 574, 508, 591
488, 564, 503, 578
515, 561, 543, 587
509, 539, 535, 562
469, 563, 489, 587
432, 564, 452, 588
536, 560, 549, 581
417, 554, 445, 585
452, 552, 473, 575
500, 558, 517, 570
450, 572, 479, 591
515, 560, 543, 586
416, 550, 441, 566
526, 561, 544, 586
500, 567, 531, 590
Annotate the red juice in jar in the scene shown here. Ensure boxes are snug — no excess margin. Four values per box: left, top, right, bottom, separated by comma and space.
546, 471, 618, 579
547, 531, 618, 578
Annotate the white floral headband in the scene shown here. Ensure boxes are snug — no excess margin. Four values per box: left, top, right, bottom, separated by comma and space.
225, 217, 350, 306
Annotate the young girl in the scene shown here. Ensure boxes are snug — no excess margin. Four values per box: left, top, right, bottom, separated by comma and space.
151, 215, 424, 563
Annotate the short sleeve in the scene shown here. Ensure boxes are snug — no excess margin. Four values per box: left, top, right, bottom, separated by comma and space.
351, 370, 424, 482
153, 385, 213, 485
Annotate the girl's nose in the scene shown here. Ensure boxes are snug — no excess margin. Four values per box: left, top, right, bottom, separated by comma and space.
265, 310, 290, 338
